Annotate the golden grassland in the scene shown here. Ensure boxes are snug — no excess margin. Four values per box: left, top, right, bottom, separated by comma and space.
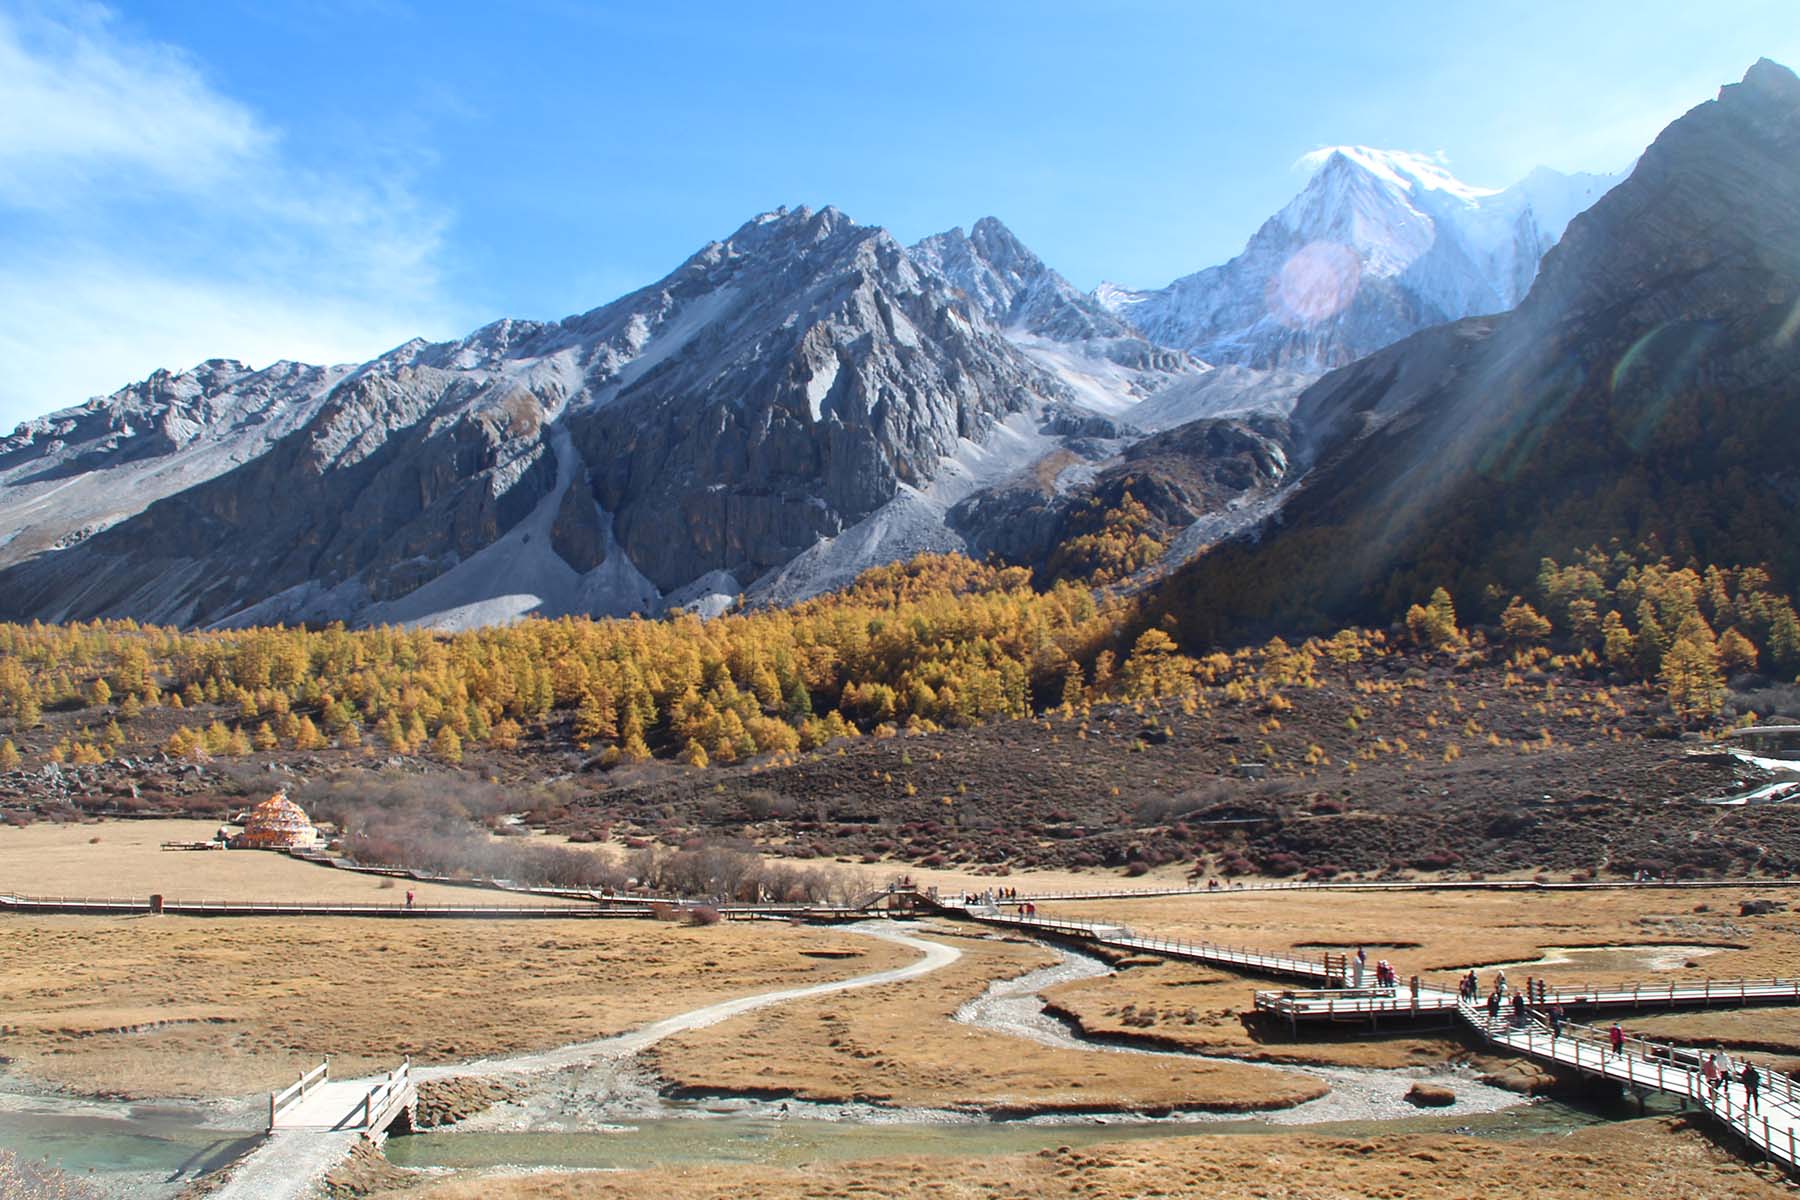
648, 924, 1325, 1115
366, 1118, 1788, 1200
0, 913, 911, 1098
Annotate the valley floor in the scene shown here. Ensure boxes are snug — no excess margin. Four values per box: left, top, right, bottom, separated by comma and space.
3, 829, 1798, 1197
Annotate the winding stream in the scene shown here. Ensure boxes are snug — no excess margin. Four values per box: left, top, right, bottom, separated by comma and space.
950, 943, 1529, 1125
0, 922, 1642, 1194
386, 933, 1628, 1175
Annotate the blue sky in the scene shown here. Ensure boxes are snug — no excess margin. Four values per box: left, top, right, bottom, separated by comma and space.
3, 0, 1797, 428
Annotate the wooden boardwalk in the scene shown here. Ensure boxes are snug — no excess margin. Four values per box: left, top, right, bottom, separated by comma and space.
0, 890, 919, 921
0, 892, 641, 918
1463, 1003, 1800, 1171
1000, 876, 1799, 905
1254, 978, 1800, 1023
955, 900, 1800, 1173
962, 907, 1336, 981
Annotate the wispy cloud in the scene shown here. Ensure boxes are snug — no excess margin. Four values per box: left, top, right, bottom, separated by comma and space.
0, 1, 468, 427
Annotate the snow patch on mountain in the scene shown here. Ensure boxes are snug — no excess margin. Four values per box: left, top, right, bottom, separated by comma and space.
1128, 364, 1317, 430
1004, 334, 1156, 417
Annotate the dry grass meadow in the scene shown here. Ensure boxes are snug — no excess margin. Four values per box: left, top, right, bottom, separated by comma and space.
0, 818, 573, 906
7, 821, 1800, 1200
0, 912, 911, 1097
649, 923, 1324, 1115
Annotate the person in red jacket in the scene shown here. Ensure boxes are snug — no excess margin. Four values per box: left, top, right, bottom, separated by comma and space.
1609, 1022, 1625, 1057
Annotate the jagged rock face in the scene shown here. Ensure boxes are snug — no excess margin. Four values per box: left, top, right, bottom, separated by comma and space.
0, 359, 347, 568
1150, 59, 1800, 643
912, 217, 1194, 403
565, 207, 1071, 591
913, 217, 1137, 345
0, 364, 563, 625
1100, 149, 1626, 373
952, 413, 1292, 572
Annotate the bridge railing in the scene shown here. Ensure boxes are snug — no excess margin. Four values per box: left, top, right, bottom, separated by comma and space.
1538, 977, 1800, 1006
359, 1058, 411, 1133
269, 1059, 329, 1130
1462, 1003, 1800, 1171
976, 910, 1332, 981
1011, 876, 1800, 903
0, 893, 622, 914
1254, 986, 1450, 1017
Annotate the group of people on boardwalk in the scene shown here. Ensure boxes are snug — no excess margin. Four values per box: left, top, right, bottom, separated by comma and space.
1450, 966, 1769, 1116
1349, 946, 1401, 989
1703, 1052, 1763, 1112
965, 887, 1035, 915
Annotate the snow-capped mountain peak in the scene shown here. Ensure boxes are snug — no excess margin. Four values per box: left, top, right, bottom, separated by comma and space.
1293, 146, 1498, 205
1098, 149, 1629, 372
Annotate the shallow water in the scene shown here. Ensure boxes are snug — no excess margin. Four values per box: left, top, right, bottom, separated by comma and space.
0, 1102, 259, 1198
951, 944, 1528, 1125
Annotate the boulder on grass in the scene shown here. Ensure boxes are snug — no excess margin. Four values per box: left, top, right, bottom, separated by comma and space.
1405, 1083, 1456, 1107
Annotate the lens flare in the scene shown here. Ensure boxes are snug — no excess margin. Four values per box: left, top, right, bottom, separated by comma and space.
1775, 296, 1800, 348
1266, 241, 1361, 327
1608, 320, 1722, 452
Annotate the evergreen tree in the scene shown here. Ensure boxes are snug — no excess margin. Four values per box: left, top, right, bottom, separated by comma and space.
432, 724, 463, 764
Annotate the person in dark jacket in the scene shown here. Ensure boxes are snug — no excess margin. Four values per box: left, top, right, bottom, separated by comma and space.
1743, 1061, 1762, 1113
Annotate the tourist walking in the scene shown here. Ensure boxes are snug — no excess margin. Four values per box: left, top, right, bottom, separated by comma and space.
1609, 1022, 1624, 1058
1512, 992, 1527, 1026
1743, 1062, 1761, 1113
1704, 1054, 1722, 1100
1549, 1003, 1565, 1040
405, 889, 414, 910
1353, 946, 1367, 988
1487, 989, 1501, 1022
1495, 969, 1507, 1000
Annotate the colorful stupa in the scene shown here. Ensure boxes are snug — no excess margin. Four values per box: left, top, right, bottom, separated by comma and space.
228, 790, 321, 850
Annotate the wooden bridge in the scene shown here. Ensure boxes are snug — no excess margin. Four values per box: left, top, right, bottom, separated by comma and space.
268, 1059, 414, 1135
1462, 1003, 1800, 1172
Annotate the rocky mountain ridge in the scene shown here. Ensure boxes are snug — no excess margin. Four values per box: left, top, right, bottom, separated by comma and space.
0, 207, 1142, 628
